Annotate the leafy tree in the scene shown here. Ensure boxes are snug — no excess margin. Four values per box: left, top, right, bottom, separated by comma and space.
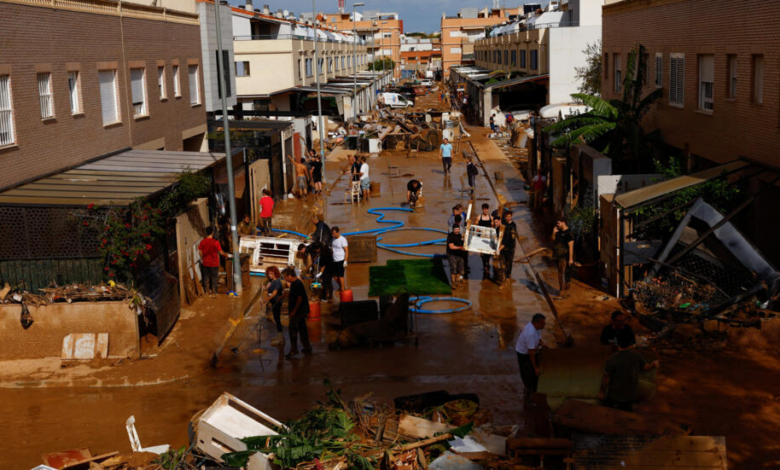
368, 58, 395, 71
545, 44, 662, 172
574, 40, 602, 96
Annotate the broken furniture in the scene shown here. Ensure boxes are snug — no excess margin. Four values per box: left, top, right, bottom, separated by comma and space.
41, 449, 120, 470
345, 180, 362, 204
125, 415, 171, 455
193, 392, 284, 469
239, 236, 299, 275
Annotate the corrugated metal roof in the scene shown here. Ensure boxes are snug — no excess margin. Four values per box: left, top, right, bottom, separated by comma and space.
483, 73, 549, 89
0, 149, 226, 207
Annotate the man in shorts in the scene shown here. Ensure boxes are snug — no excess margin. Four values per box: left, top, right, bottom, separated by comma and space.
288, 155, 309, 196
552, 217, 574, 299
331, 227, 349, 292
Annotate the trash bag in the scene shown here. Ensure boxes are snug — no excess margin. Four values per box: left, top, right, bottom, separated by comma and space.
20, 302, 33, 329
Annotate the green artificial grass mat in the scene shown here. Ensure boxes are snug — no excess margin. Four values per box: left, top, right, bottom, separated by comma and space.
368, 258, 452, 297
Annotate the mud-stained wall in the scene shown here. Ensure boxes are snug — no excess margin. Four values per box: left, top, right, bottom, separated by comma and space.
0, 302, 140, 359
176, 198, 209, 305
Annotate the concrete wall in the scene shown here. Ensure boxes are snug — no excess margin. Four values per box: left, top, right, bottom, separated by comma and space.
0, 301, 140, 359
123, 0, 196, 14
549, 25, 601, 103
199, 2, 238, 114
0, 0, 206, 190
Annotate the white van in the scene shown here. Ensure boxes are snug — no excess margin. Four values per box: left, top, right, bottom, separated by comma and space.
381, 92, 414, 109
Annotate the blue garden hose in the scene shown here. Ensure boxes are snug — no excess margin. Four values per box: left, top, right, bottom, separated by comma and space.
410, 296, 473, 314
342, 207, 410, 236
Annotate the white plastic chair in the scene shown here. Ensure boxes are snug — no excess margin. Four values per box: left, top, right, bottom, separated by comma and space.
126, 415, 171, 455
344, 180, 362, 204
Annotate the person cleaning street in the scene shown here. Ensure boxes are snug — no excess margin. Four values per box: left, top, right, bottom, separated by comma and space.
516, 313, 546, 403
440, 138, 453, 175
552, 217, 575, 299
331, 227, 349, 292
237, 213, 254, 237
498, 210, 518, 289
599, 336, 659, 411
466, 157, 479, 193
265, 266, 285, 346
357, 155, 371, 203
406, 179, 422, 208
282, 267, 312, 359
198, 226, 229, 297
476, 203, 493, 280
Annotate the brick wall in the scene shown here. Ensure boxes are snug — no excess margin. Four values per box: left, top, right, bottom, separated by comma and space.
602, 0, 780, 170
0, 2, 206, 190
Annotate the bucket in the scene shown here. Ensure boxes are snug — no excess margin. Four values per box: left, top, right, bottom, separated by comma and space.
307, 301, 321, 320
339, 289, 354, 303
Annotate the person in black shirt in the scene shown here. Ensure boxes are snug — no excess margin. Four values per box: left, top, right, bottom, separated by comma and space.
498, 210, 517, 289
310, 153, 323, 195
282, 267, 312, 359
447, 224, 465, 288
310, 213, 332, 247
600, 310, 636, 349
552, 217, 574, 298
466, 158, 479, 192
407, 179, 422, 207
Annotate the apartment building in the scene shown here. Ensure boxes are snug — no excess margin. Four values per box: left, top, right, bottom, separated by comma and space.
602, 0, 779, 171
440, 7, 521, 74
474, 0, 603, 104
327, 11, 404, 78
197, 0, 238, 114
0, 0, 206, 191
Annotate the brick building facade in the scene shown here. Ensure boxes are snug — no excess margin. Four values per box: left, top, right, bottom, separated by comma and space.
0, 0, 207, 190
441, 8, 520, 75
602, 0, 780, 170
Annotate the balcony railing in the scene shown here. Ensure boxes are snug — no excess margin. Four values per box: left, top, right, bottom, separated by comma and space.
234, 34, 367, 45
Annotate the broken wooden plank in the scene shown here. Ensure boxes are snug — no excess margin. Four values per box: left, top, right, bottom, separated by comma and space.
398, 415, 454, 439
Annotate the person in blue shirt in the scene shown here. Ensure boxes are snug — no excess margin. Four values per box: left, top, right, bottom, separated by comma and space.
440, 138, 453, 175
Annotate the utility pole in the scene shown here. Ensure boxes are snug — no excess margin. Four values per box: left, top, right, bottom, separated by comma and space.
352, 2, 365, 121
313, 0, 326, 187
213, 0, 242, 295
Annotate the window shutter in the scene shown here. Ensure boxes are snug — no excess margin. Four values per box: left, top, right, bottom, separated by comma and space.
0, 76, 14, 146
69, 71, 80, 113
700, 55, 714, 82
38, 73, 52, 118
130, 69, 144, 104
655, 53, 662, 87
188, 65, 199, 104
676, 56, 685, 104
99, 70, 118, 124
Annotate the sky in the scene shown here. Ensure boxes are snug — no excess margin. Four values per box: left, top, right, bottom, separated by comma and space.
228, 0, 548, 34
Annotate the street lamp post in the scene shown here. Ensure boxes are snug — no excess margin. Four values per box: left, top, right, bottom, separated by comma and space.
213, 0, 242, 294
352, 2, 365, 121
371, 20, 376, 101
380, 21, 388, 83
313, 0, 326, 187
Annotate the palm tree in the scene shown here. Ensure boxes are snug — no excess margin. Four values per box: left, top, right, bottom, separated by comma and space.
545, 44, 662, 172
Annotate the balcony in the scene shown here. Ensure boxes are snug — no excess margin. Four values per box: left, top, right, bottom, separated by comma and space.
234, 34, 367, 45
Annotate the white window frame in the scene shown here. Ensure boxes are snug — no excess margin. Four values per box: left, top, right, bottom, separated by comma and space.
613, 53, 621, 93
698, 54, 714, 111
753, 55, 764, 104
655, 52, 663, 88
130, 68, 147, 117
188, 64, 200, 106
158, 66, 167, 100
450, 47, 462, 54
99, 69, 120, 126
0, 75, 15, 147
37, 72, 54, 119
669, 53, 685, 108
727, 54, 737, 99
68, 71, 81, 114
173, 65, 181, 97
235, 61, 250, 77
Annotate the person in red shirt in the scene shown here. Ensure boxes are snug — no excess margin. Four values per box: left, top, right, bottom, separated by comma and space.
259, 189, 274, 236
198, 226, 228, 296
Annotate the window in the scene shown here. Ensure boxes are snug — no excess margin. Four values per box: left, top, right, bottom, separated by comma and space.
157, 66, 167, 100
298, 59, 303, 79
328, 58, 333, 73
306, 58, 313, 78
130, 68, 147, 116
613, 53, 621, 93
504, 50, 508, 65
604, 53, 609, 79
752, 54, 764, 104
335, 57, 340, 71
498, 50, 502, 65
727, 54, 737, 99
520, 50, 526, 68
530, 50, 538, 70
173, 65, 180, 97
68, 71, 81, 114
451, 47, 462, 54
317, 58, 323, 75
235, 61, 250, 77
698, 54, 714, 111
669, 53, 685, 107
99, 70, 119, 125
0, 75, 14, 146
655, 53, 663, 88
253, 99, 270, 111
37, 72, 54, 119
511, 50, 516, 67
188, 64, 200, 105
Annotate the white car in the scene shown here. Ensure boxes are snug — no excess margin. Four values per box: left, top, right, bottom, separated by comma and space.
420, 79, 434, 87
381, 93, 414, 109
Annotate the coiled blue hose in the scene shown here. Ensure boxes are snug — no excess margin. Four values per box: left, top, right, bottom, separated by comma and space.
410, 296, 473, 314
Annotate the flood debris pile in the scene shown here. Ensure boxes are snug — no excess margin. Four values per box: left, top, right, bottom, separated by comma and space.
0, 281, 146, 307
350, 109, 465, 156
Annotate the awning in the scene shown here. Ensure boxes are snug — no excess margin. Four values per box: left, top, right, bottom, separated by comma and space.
614, 160, 750, 209
483, 73, 549, 89
0, 149, 227, 206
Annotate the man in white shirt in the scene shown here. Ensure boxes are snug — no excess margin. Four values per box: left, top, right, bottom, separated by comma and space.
356, 155, 371, 203
331, 226, 349, 291
515, 313, 546, 401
